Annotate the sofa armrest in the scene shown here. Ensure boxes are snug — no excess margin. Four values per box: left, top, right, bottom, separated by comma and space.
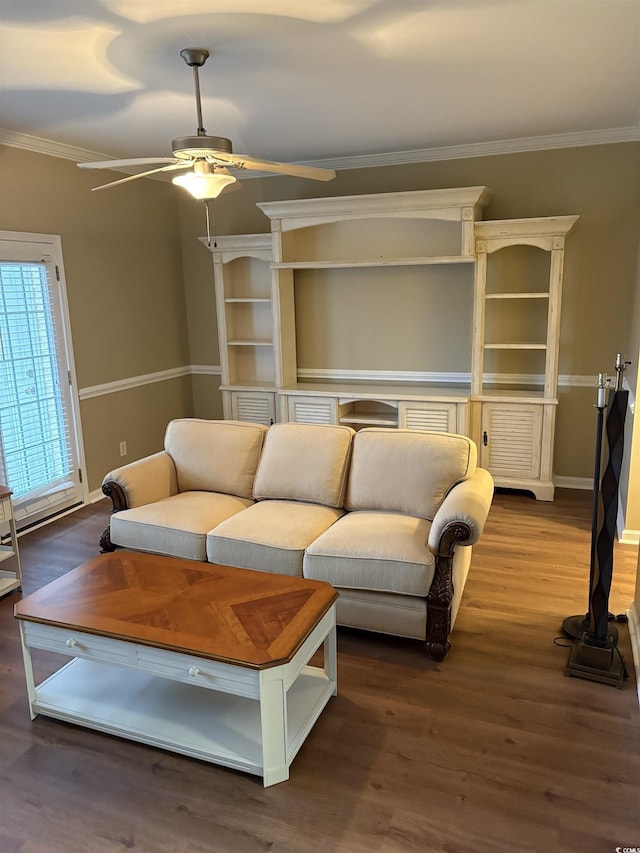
428, 468, 494, 555
102, 451, 179, 511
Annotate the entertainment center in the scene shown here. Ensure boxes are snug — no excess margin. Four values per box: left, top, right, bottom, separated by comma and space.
204, 187, 578, 500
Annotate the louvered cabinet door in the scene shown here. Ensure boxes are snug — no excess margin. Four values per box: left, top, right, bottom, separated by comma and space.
479, 403, 543, 479
398, 401, 458, 433
286, 395, 338, 425
230, 391, 276, 425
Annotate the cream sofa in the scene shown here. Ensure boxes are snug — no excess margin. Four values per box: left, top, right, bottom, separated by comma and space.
101, 418, 494, 660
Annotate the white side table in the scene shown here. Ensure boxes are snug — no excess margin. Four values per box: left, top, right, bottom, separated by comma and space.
0, 485, 22, 597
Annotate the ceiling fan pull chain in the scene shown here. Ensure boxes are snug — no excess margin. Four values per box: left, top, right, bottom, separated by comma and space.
203, 199, 215, 247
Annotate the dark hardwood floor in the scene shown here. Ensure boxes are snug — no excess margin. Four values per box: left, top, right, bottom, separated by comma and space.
0, 490, 638, 852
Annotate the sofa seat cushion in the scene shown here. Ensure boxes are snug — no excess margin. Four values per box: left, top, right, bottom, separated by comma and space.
110, 491, 253, 561
207, 500, 344, 576
303, 511, 435, 597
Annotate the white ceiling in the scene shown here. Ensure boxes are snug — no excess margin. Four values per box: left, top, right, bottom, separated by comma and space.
1, 0, 639, 172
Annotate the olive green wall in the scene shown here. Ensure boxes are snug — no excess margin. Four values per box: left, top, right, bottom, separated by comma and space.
176, 194, 225, 419
178, 142, 640, 482
1, 142, 638, 494
82, 379, 195, 487
0, 145, 194, 492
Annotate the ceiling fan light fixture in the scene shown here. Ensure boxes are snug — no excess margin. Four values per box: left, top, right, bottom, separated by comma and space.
172, 165, 236, 200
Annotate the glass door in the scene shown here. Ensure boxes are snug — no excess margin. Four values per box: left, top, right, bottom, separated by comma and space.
0, 233, 85, 529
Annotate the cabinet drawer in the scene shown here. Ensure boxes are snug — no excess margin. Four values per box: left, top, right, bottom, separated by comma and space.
21, 623, 134, 667
136, 646, 259, 699
21, 622, 261, 699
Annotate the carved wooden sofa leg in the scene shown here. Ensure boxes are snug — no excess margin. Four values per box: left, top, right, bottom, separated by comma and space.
99, 481, 128, 553
425, 521, 472, 661
425, 555, 453, 661
99, 526, 116, 553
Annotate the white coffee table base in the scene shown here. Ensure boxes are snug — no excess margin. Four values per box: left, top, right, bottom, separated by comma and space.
19, 606, 337, 786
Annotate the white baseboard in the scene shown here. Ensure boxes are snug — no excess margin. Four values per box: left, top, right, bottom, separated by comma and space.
627, 603, 640, 708
620, 529, 640, 546
554, 476, 592, 490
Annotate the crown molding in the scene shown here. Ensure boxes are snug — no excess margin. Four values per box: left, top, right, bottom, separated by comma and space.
0, 129, 117, 163
2, 125, 638, 175
309, 126, 640, 171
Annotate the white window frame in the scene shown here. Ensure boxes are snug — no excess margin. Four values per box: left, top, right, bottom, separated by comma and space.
0, 230, 88, 529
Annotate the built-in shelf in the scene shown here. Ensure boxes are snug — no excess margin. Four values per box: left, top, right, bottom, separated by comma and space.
279, 382, 471, 400
484, 343, 547, 350
473, 215, 579, 499
225, 298, 272, 304
205, 194, 579, 502
220, 381, 277, 391
485, 293, 549, 299
340, 412, 398, 426
272, 256, 476, 270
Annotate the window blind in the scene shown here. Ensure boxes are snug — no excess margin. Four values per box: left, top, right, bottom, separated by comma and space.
0, 249, 81, 524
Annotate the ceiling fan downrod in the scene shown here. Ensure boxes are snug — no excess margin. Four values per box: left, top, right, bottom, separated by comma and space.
180, 48, 210, 137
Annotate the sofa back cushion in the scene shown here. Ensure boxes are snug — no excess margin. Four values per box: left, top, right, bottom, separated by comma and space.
165, 419, 267, 499
346, 428, 477, 520
253, 423, 355, 508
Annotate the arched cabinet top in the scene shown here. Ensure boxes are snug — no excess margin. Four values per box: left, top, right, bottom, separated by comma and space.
199, 233, 272, 263
257, 187, 492, 232
475, 216, 579, 254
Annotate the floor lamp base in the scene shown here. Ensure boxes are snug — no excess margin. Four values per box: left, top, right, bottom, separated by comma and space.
565, 635, 626, 688
562, 614, 619, 643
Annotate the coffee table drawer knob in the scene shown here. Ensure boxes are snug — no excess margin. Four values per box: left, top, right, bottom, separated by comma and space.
188, 667, 200, 677
66, 638, 78, 649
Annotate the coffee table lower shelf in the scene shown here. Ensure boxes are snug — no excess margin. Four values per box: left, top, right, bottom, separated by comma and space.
32, 657, 334, 782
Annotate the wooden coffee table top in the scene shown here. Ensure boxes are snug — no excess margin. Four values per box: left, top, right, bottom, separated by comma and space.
14, 552, 338, 669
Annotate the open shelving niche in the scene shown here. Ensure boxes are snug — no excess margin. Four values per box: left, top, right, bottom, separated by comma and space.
203, 190, 578, 499
258, 187, 490, 438
0, 485, 22, 597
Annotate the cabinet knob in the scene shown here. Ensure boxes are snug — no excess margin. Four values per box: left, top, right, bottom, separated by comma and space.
482, 431, 488, 447
188, 667, 200, 677
65, 638, 78, 649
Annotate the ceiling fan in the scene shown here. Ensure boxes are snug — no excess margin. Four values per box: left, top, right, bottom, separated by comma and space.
77, 47, 336, 202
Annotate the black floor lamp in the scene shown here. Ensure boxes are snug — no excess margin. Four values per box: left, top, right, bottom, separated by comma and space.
562, 354, 630, 687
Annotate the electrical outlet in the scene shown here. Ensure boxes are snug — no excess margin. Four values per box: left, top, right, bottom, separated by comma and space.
119, 441, 127, 457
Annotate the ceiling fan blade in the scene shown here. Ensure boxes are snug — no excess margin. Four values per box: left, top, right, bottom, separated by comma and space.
210, 152, 335, 182
78, 157, 179, 170
90, 163, 191, 191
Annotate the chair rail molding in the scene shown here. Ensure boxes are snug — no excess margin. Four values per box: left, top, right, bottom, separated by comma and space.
78, 365, 220, 400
